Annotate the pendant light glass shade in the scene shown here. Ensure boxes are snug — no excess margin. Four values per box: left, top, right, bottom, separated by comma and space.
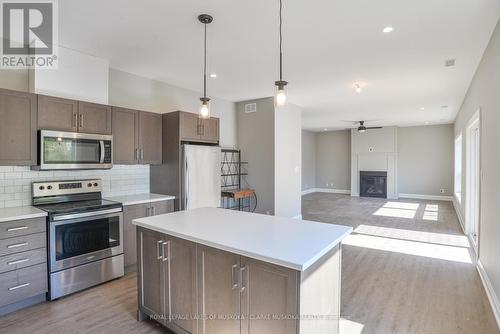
275, 81, 287, 106
200, 97, 210, 119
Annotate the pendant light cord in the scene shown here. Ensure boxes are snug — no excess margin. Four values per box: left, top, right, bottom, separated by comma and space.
279, 0, 283, 81
203, 23, 207, 98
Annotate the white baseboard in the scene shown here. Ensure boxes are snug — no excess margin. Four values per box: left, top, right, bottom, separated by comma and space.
452, 198, 466, 234
301, 188, 316, 195
302, 188, 350, 195
398, 193, 453, 201
315, 188, 351, 195
477, 260, 500, 329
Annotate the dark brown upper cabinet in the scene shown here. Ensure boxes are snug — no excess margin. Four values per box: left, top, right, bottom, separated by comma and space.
37, 95, 78, 132
77, 101, 112, 135
112, 107, 139, 164
0, 89, 37, 165
38, 96, 112, 134
179, 111, 219, 144
139, 111, 162, 165
112, 107, 162, 165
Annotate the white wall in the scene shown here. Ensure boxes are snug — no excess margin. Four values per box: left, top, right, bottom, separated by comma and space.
454, 18, 500, 326
399, 124, 454, 196
109, 68, 237, 148
29, 47, 109, 104
301, 130, 316, 191
236, 98, 275, 215
0, 165, 149, 208
275, 103, 302, 218
316, 130, 351, 191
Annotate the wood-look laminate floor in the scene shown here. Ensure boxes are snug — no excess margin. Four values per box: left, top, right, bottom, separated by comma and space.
0, 193, 498, 334
302, 193, 499, 334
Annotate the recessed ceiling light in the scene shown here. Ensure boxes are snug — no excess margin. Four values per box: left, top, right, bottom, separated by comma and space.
210, 73, 217, 78
383, 26, 394, 33
354, 83, 362, 93
323, 128, 328, 131
420, 107, 425, 111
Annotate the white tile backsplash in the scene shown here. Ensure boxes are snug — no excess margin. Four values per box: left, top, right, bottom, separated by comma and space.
0, 165, 150, 208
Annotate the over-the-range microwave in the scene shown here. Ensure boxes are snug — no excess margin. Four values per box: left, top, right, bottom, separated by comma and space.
36, 130, 113, 170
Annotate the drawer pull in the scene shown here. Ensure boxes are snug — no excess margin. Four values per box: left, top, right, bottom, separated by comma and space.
7, 258, 30, 265
8, 283, 30, 291
7, 242, 28, 249
7, 226, 28, 232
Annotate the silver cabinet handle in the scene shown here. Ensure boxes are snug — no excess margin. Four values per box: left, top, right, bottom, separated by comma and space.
7, 242, 28, 249
8, 283, 30, 291
240, 266, 248, 292
135, 148, 138, 161
140, 148, 144, 161
156, 240, 163, 260
7, 226, 28, 232
73, 112, 78, 128
79, 114, 84, 128
7, 258, 29, 265
146, 207, 150, 217
152, 206, 156, 216
162, 241, 169, 262
231, 264, 239, 290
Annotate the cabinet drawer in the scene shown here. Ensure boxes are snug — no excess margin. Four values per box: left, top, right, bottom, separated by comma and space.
0, 217, 46, 239
0, 233, 46, 257
0, 248, 47, 274
0, 263, 47, 307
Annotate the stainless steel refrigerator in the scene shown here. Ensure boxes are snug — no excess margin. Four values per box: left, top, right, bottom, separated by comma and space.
181, 144, 221, 210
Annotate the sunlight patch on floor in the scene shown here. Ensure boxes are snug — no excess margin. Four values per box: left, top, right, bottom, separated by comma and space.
383, 202, 420, 210
354, 225, 470, 248
373, 207, 417, 219
340, 318, 364, 334
343, 234, 472, 264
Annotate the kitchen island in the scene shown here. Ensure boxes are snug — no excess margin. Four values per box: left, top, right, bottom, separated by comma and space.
133, 207, 352, 334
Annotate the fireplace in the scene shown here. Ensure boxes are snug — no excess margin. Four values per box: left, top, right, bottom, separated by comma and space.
360, 171, 387, 198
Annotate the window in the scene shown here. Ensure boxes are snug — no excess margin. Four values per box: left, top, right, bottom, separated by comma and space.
454, 134, 462, 202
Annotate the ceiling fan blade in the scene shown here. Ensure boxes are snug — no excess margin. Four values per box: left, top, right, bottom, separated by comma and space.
366, 126, 383, 129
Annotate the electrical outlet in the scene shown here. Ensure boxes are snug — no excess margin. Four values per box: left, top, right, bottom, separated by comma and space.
369, 147, 375, 152
440, 189, 445, 194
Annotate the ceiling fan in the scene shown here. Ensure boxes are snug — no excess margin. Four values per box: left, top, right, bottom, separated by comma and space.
356, 121, 382, 133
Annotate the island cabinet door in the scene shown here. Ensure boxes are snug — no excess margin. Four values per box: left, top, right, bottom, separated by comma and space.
137, 227, 167, 320
165, 236, 198, 334
197, 245, 241, 334
240, 258, 299, 334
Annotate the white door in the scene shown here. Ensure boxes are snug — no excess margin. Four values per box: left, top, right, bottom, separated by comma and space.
466, 113, 481, 252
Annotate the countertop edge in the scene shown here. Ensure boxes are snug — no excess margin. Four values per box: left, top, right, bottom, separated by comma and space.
132, 219, 352, 272
104, 194, 176, 206
0, 211, 48, 223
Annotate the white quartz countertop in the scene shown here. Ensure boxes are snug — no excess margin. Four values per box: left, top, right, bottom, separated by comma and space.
105, 193, 175, 206
0, 206, 47, 223
133, 207, 352, 271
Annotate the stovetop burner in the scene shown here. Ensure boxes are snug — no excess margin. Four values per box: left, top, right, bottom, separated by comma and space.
36, 199, 122, 215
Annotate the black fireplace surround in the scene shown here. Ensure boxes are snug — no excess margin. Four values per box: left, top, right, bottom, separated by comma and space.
360, 171, 387, 198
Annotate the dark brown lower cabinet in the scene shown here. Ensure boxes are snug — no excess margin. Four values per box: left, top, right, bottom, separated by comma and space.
123, 200, 174, 270
137, 230, 342, 334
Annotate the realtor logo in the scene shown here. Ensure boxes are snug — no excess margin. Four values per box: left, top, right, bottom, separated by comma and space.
1, 0, 58, 68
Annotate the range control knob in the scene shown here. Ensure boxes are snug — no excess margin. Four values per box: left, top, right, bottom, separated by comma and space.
87, 183, 93, 187
93, 182, 98, 187
47, 185, 52, 190
38, 186, 45, 191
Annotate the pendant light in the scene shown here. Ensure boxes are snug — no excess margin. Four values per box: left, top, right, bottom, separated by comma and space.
198, 14, 213, 119
275, 0, 288, 106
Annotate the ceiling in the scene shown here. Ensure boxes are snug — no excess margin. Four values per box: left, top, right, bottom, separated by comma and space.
59, 0, 500, 131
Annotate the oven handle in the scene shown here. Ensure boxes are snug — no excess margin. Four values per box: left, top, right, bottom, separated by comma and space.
52, 207, 122, 221
100, 140, 105, 163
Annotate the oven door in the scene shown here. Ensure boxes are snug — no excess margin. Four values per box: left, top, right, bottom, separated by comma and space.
49, 209, 123, 273
39, 130, 112, 170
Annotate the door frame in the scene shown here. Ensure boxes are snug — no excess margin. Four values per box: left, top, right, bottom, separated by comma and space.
465, 108, 481, 255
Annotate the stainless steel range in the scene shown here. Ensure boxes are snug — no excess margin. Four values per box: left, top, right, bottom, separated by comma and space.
32, 179, 124, 300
